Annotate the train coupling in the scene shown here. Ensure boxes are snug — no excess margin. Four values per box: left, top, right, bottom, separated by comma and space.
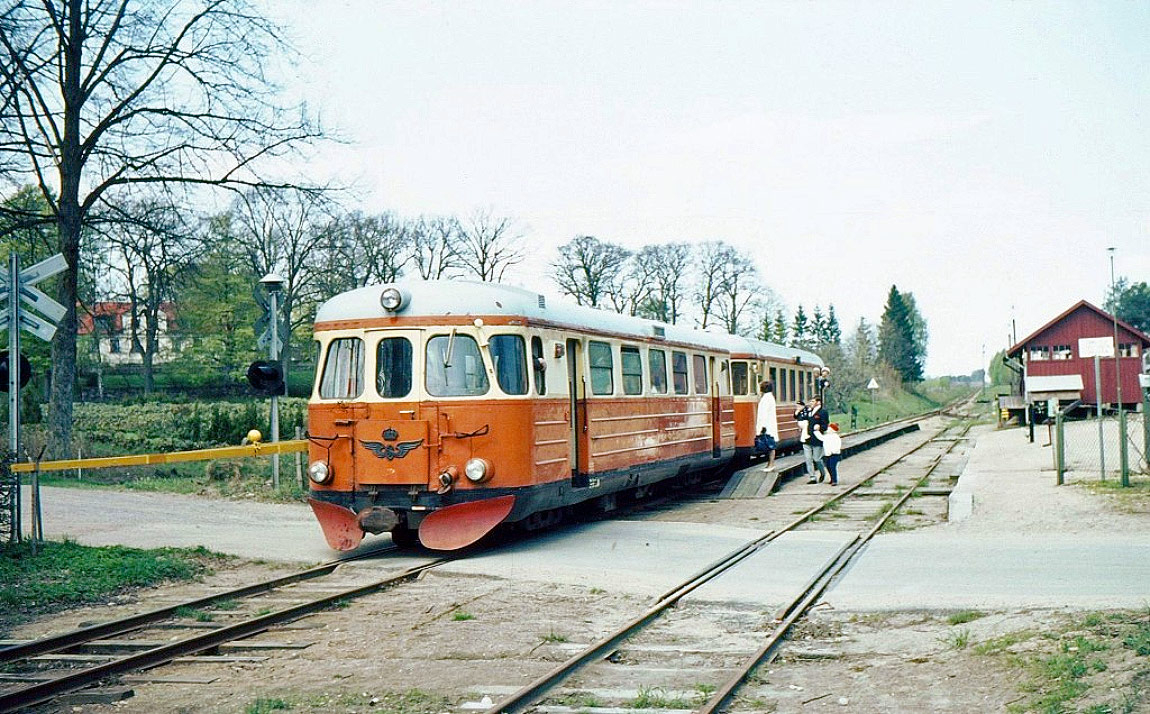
356, 506, 400, 534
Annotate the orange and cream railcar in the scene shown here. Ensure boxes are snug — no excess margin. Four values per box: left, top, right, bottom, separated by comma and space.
304, 281, 823, 551
714, 334, 826, 457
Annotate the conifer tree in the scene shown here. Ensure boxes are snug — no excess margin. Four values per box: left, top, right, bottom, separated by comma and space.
825, 305, 842, 344
878, 286, 924, 382
791, 305, 810, 348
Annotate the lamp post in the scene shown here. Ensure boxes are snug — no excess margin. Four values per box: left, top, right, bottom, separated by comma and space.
260, 272, 284, 489
1109, 248, 1122, 411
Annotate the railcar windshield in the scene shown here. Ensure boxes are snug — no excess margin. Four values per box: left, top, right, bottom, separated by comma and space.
319, 337, 365, 399
426, 334, 489, 397
376, 336, 413, 398
490, 334, 528, 396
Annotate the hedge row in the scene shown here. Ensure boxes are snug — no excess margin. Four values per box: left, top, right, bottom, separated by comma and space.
73, 399, 309, 454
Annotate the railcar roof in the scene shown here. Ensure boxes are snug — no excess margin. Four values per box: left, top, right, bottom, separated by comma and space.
315, 280, 823, 366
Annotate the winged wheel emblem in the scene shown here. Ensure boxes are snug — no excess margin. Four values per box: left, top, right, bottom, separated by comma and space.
359, 439, 424, 460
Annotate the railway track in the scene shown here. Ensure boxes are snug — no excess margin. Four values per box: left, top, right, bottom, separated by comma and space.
0, 545, 455, 713
483, 407, 977, 714
0, 401, 975, 712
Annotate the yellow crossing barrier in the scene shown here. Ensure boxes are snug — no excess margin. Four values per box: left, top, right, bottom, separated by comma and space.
10, 440, 309, 474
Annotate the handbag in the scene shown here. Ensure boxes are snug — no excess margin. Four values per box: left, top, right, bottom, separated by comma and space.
754, 432, 776, 453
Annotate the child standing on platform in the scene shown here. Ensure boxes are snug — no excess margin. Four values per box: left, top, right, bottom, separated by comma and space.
823, 422, 843, 486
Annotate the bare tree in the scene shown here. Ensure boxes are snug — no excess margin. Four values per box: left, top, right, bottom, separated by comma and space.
551, 235, 631, 308
408, 215, 463, 280
693, 241, 733, 329
99, 199, 204, 392
457, 209, 524, 282
0, 0, 320, 455
313, 211, 411, 298
714, 250, 765, 336
634, 242, 691, 324
227, 187, 331, 391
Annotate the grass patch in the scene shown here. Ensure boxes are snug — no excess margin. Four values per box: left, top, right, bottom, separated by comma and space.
246, 699, 291, 714
247, 690, 450, 714
0, 539, 227, 625
1080, 475, 1150, 515
974, 610, 1150, 713
174, 606, 214, 622
948, 610, 987, 625
942, 628, 971, 649
452, 610, 474, 621
541, 628, 568, 643
630, 685, 693, 709
548, 692, 602, 708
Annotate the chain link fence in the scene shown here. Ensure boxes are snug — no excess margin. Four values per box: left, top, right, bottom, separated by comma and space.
1055, 409, 1150, 485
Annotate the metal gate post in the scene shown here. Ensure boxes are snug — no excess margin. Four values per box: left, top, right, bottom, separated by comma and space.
1055, 413, 1065, 486
1119, 409, 1129, 487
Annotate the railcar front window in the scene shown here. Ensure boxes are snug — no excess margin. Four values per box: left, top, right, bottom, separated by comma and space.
319, 337, 365, 400
490, 334, 528, 396
731, 361, 749, 396
672, 351, 689, 395
589, 341, 614, 395
375, 337, 413, 398
621, 346, 643, 395
426, 334, 489, 397
649, 349, 668, 394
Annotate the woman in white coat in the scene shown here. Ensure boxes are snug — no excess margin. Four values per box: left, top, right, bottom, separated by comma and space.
755, 380, 778, 472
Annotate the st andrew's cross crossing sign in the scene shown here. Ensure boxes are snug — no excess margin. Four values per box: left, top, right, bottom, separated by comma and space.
0, 253, 68, 342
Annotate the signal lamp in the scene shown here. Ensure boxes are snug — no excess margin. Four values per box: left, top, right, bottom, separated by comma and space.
0, 351, 32, 392
247, 360, 285, 395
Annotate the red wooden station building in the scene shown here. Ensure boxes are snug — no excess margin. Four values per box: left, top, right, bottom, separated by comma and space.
1007, 300, 1150, 410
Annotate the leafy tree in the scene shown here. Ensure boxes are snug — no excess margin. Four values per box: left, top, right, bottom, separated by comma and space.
878, 285, 924, 382
1105, 278, 1150, 333
0, 0, 320, 455
791, 304, 811, 349
987, 349, 1015, 387
846, 317, 877, 370
552, 235, 631, 308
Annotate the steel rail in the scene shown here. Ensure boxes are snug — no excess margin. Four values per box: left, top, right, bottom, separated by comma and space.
0, 545, 397, 665
698, 420, 974, 714
483, 414, 969, 714
0, 551, 443, 714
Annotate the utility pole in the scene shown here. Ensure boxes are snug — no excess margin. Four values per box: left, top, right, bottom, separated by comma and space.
1109, 248, 1122, 410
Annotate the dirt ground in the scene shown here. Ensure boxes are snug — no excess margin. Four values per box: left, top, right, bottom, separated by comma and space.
12, 416, 1150, 714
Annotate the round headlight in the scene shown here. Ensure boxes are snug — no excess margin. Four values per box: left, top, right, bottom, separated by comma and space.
464, 458, 492, 483
308, 461, 331, 484
380, 287, 405, 312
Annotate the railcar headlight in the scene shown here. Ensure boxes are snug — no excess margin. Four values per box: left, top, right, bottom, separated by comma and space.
380, 287, 406, 312
308, 461, 331, 484
464, 458, 493, 483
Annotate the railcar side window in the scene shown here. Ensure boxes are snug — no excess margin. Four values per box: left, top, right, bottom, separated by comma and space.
719, 360, 731, 395
319, 337, 365, 400
692, 355, 708, 394
490, 334, 529, 396
731, 361, 749, 396
672, 351, 689, 395
425, 334, 489, 397
621, 346, 643, 395
769, 367, 778, 398
375, 337, 413, 398
531, 336, 546, 395
589, 341, 614, 395
788, 370, 796, 403
649, 349, 668, 394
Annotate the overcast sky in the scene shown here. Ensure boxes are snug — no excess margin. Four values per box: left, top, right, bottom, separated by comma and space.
267, 1, 1149, 377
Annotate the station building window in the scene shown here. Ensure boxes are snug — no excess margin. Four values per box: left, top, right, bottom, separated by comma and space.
1119, 343, 1138, 358
589, 341, 614, 395
320, 337, 365, 399
375, 336, 412, 398
490, 334, 528, 395
426, 334, 489, 397
1029, 346, 1050, 361
672, 351, 689, 395
649, 349, 668, 394
1052, 344, 1072, 360
621, 346, 643, 395
693, 355, 708, 394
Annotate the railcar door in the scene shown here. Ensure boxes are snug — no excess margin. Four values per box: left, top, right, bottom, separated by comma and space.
566, 338, 590, 487
352, 329, 429, 487
710, 356, 721, 457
